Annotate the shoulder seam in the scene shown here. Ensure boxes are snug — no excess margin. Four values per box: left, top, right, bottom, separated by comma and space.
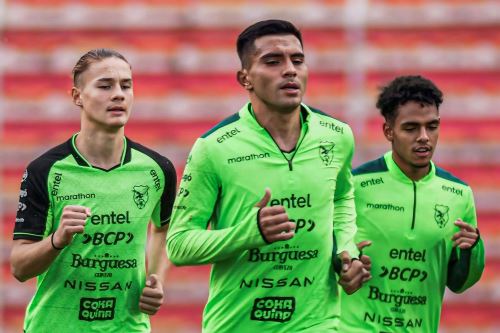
353, 157, 388, 176
201, 113, 240, 138
307, 105, 348, 125
435, 167, 468, 186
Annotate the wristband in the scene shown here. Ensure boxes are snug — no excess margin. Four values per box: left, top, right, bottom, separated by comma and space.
51, 233, 65, 250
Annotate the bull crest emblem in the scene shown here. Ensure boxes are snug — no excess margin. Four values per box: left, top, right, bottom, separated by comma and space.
133, 185, 149, 209
434, 204, 449, 228
319, 141, 335, 166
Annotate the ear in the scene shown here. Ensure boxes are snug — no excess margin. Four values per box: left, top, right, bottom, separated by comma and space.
71, 87, 83, 107
237, 69, 252, 90
383, 122, 394, 142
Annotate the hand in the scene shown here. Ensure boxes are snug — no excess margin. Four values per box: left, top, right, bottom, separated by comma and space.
338, 250, 371, 295
357, 240, 372, 272
53, 205, 90, 248
139, 274, 164, 315
452, 219, 479, 249
255, 189, 295, 243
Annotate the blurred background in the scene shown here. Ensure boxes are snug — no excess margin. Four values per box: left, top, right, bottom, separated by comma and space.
0, 0, 499, 332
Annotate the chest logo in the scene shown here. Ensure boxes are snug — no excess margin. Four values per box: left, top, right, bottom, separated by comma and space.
319, 141, 335, 166
434, 204, 449, 228
132, 185, 149, 209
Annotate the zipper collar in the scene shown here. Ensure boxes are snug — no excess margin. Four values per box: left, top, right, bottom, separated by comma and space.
241, 102, 309, 171
384, 151, 436, 184
239, 102, 310, 131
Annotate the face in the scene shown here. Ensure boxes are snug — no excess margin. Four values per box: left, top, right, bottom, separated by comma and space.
72, 57, 133, 131
239, 34, 308, 113
384, 101, 440, 177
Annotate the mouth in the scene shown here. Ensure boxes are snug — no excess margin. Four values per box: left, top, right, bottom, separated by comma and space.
413, 146, 432, 157
107, 106, 126, 112
280, 82, 300, 93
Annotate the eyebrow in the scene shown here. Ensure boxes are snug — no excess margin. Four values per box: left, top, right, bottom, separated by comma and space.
260, 52, 304, 59
401, 119, 440, 126
96, 78, 132, 83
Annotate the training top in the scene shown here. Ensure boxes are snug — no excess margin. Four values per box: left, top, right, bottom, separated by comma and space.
340, 151, 485, 333
13, 134, 176, 333
167, 102, 358, 333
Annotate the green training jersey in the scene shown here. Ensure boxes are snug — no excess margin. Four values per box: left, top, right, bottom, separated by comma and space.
14, 134, 176, 333
340, 151, 485, 333
167, 103, 358, 333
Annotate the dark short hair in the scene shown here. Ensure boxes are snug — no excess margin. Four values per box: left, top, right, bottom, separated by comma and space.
236, 19, 303, 68
376, 75, 443, 123
72, 48, 130, 87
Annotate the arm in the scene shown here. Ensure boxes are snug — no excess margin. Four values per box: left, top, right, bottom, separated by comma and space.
447, 190, 485, 293
139, 224, 168, 315
139, 155, 177, 315
166, 138, 266, 266
11, 205, 90, 281
11, 238, 60, 282
147, 224, 169, 280
333, 127, 358, 258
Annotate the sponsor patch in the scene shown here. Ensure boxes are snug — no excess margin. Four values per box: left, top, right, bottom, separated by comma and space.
79, 297, 116, 321
250, 296, 295, 322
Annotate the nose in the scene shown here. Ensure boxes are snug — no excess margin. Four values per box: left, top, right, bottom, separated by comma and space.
111, 84, 125, 101
417, 127, 429, 143
283, 58, 297, 77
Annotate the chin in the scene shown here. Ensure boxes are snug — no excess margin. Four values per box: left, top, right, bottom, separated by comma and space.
412, 161, 431, 169
277, 100, 302, 112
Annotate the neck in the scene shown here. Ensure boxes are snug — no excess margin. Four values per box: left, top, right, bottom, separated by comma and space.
392, 153, 430, 181
251, 101, 302, 151
76, 126, 125, 169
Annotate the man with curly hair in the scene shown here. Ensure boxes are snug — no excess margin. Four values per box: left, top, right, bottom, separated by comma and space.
340, 75, 484, 332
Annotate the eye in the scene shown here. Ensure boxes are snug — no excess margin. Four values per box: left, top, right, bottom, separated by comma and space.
265, 59, 280, 65
98, 85, 111, 89
292, 58, 304, 65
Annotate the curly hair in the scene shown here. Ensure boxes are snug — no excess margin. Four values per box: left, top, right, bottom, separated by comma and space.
376, 75, 443, 123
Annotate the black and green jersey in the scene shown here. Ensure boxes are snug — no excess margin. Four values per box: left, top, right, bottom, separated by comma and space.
14, 134, 176, 333
167, 103, 358, 333
340, 151, 485, 333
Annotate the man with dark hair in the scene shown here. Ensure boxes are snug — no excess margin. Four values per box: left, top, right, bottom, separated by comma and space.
340, 75, 485, 332
167, 19, 370, 333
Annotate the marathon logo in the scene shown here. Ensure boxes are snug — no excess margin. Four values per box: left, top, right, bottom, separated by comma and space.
227, 152, 270, 164
250, 297, 295, 322
56, 193, 96, 202
366, 203, 404, 212
79, 297, 115, 321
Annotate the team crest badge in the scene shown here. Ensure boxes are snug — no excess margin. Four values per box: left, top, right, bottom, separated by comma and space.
434, 204, 449, 228
319, 141, 335, 166
133, 185, 149, 209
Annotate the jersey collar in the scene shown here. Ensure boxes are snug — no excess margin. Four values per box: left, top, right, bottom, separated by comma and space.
240, 102, 311, 131
69, 133, 132, 171
384, 151, 436, 184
